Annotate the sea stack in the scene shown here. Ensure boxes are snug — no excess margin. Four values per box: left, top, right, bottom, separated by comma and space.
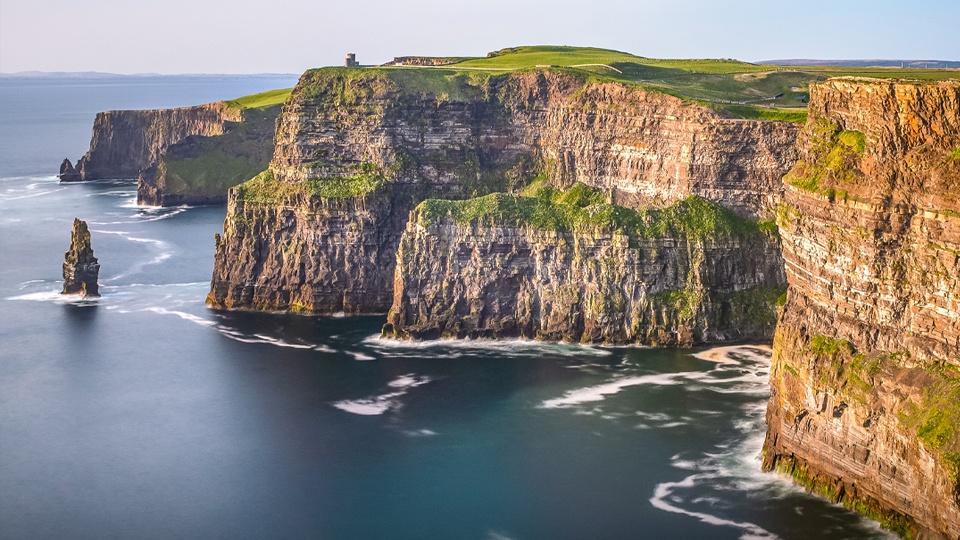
58, 158, 81, 182
62, 218, 100, 297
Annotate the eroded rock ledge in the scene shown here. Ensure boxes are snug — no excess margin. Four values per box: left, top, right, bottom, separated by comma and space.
762, 78, 960, 538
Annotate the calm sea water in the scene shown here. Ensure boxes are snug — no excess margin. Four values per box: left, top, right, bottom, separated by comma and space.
0, 76, 890, 539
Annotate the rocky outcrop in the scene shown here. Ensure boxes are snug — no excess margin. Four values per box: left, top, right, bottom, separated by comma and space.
762, 78, 960, 538
136, 106, 280, 206
383, 193, 785, 344
208, 68, 798, 314
58, 158, 81, 182
67, 102, 241, 181
62, 218, 99, 297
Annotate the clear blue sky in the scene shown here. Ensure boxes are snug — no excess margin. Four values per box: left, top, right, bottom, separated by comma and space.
1, 0, 957, 73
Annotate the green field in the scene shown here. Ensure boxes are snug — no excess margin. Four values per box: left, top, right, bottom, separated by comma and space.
376, 45, 960, 121
227, 88, 293, 109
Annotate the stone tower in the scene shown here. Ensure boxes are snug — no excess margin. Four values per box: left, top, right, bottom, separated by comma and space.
345, 53, 358, 67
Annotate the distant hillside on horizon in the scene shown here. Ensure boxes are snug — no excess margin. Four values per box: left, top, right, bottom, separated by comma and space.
759, 59, 960, 69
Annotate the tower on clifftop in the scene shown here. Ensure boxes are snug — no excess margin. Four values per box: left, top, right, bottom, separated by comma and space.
345, 53, 358, 67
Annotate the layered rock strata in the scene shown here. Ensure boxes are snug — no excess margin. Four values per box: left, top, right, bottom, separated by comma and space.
208, 68, 798, 315
66, 102, 241, 181
61, 218, 100, 297
762, 78, 960, 538
136, 106, 280, 206
383, 192, 785, 344
59, 101, 281, 206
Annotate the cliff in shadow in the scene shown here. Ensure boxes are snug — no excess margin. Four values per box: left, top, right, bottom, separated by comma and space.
60, 99, 282, 207
762, 78, 960, 538
62, 103, 240, 181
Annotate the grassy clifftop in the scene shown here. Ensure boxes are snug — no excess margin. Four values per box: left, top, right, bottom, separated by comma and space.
368, 45, 959, 121
226, 88, 293, 109
416, 182, 776, 241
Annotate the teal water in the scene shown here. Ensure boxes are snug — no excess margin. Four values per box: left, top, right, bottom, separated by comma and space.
0, 76, 891, 539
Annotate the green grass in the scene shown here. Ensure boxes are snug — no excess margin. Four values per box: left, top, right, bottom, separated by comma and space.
785, 119, 866, 199
356, 45, 958, 120
417, 182, 773, 241
306, 163, 386, 198
650, 288, 700, 320
154, 106, 278, 200
234, 170, 300, 204
898, 363, 960, 481
950, 147, 960, 161
297, 67, 495, 104
716, 105, 807, 123
227, 88, 293, 109
449, 46, 767, 74
808, 335, 854, 359
160, 150, 265, 198
235, 164, 386, 204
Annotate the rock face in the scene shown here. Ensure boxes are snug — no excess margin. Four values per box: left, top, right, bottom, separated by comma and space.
208, 68, 798, 315
58, 158, 81, 182
69, 102, 240, 181
383, 194, 785, 344
136, 106, 280, 206
762, 78, 960, 538
62, 218, 100, 297
61, 102, 280, 206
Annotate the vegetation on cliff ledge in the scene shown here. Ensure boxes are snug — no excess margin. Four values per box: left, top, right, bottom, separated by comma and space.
235, 164, 387, 204
785, 118, 866, 201
417, 182, 774, 241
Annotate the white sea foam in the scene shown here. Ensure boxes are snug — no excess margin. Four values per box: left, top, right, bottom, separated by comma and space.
332, 374, 432, 416
141, 307, 216, 327
401, 429, 438, 437
650, 473, 779, 540
0, 187, 67, 201
213, 326, 319, 350
541, 372, 690, 408
364, 334, 611, 358
6, 289, 98, 304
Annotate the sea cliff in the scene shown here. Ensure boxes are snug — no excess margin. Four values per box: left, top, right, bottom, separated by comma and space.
383, 189, 784, 344
762, 78, 960, 538
60, 98, 282, 206
207, 68, 798, 320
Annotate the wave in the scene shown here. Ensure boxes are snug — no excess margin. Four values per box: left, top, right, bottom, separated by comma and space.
93, 230, 174, 281
6, 289, 99, 304
650, 472, 779, 540
363, 334, 612, 359
141, 306, 216, 327
332, 374, 432, 416
0, 187, 67, 201
541, 372, 691, 409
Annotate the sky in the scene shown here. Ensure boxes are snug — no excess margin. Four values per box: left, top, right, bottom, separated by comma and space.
1, 0, 958, 74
